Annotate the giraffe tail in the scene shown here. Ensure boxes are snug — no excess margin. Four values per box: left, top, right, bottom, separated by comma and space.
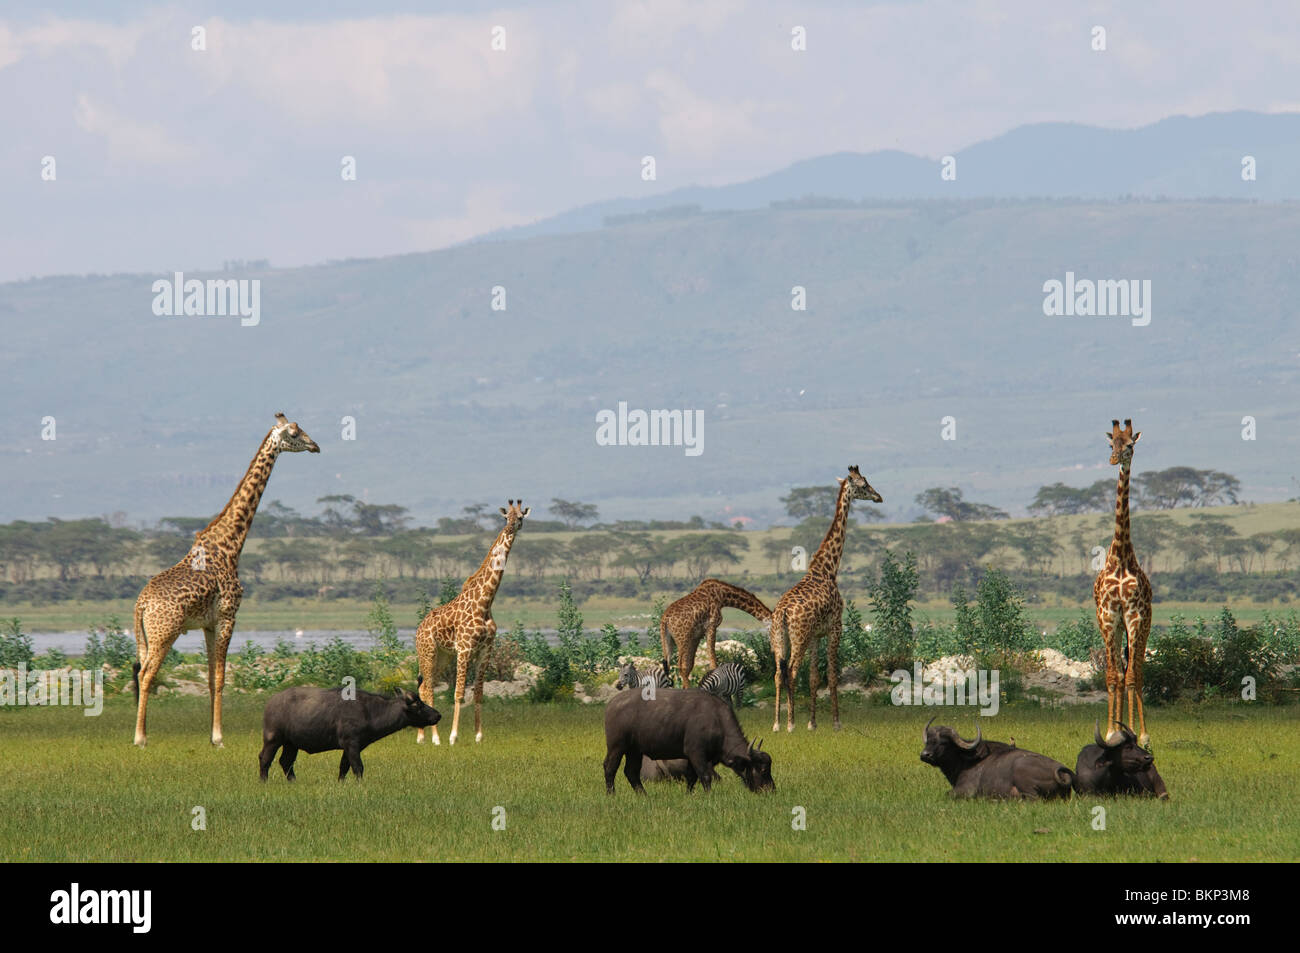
132, 601, 146, 699
660, 615, 671, 673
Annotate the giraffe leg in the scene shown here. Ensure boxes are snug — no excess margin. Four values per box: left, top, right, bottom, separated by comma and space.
473, 636, 492, 743
1125, 607, 1152, 746
449, 650, 470, 746
133, 610, 180, 747
210, 619, 235, 747
203, 626, 218, 736
417, 640, 444, 745
786, 638, 808, 733
706, 608, 722, 670
806, 637, 820, 731
827, 614, 842, 731
1095, 601, 1123, 740
682, 638, 699, 689
770, 612, 787, 733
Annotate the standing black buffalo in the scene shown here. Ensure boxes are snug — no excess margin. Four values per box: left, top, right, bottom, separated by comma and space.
1073, 722, 1169, 800
259, 679, 440, 781
920, 717, 1074, 800
604, 688, 773, 794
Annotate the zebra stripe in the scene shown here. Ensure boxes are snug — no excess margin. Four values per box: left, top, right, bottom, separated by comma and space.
699, 662, 746, 707
616, 660, 673, 690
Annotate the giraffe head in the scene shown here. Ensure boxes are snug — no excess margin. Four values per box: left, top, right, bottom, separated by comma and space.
497, 499, 531, 535
1106, 419, 1140, 467
841, 465, 883, 503
270, 413, 320, 454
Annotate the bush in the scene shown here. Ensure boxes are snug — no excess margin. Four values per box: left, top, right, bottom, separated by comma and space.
1044, 612, 1102, 661
1143, 609, 1283, 704
297, 637, 367, 688
0, 618, 34, 668
84, 615, 134, 669
868, 550, 918, 670
366, 582, 407, 678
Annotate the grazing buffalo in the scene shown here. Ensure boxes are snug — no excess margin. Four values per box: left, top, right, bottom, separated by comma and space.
604, 688, 773, 794
920, 717, 1074, 800
259, 679, 441, 781
1074, 722, 1169, 800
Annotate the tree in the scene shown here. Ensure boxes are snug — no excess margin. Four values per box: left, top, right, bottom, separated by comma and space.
780, 486, 840, 521
670, 533, 748, 581
914, 487, 1009, 522
1027, 480, 1113, 516
610, 533, 675, 584
550, 498, 599, 529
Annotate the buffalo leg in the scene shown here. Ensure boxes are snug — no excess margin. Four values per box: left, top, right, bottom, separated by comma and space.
279, 744, 299, 781
338, 752, 350, 781
604, 746, 623, 794
258, 740, 279, 781
624, 746, 647, 794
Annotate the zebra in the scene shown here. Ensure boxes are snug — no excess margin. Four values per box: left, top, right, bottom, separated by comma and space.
615, 659, 673, 691
699, 662, 747, 710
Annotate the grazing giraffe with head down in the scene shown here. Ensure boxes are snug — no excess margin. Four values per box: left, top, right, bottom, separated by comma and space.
771, 465, 882, 733
1093, 419, 1153, 746
131, 413, 320, 747
659, 578, 771, 687
415, 500, 529, 745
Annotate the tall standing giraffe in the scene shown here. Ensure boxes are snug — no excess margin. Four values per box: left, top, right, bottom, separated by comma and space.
415, 499, 529, 746
660, 578, 772, 687
771, 465, 882, 733
1093, 419, 1153, 747
131, 413, 320, 746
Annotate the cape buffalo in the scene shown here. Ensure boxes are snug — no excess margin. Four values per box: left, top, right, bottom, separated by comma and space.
604, 688, 773, 794
920, 717, 1074, 800
259, 679, 440, 781
1074, 721, 1169, 800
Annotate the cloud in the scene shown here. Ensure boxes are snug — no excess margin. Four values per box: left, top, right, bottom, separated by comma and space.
72, 93, 198, 165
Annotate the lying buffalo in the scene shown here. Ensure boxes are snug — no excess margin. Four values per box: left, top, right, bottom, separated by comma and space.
604, 688, 773, 794
259, 679, 440, 781
1074, 722, 1169, 800
920, 717, 1074, 800
639, 757, 695, 782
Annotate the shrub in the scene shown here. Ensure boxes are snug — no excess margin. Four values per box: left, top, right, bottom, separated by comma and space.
868, 550, 918, 670
1044, 611, 1102, 661
366, 582, 407, 678
0, 618, 34, 668
297, 637, 367, 688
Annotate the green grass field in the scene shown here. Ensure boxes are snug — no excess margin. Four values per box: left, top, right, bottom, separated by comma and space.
2, 693, 1296, 862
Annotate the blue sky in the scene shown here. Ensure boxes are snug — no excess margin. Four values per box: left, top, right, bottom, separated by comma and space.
2, 0, 1298, 282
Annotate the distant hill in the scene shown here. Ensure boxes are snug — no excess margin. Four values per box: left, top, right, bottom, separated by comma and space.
474, 111, 1300, 244
3, 192, 1299, 528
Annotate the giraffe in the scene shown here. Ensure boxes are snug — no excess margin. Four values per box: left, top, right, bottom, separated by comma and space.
660, 579, 772, 687
415, 499, 529, 746
131, 413, 320, 747
771, 465, 882, 733
1093, 419, 1153, 747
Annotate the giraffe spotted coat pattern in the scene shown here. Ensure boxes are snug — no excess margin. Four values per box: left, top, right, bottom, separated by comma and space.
1093, 419, 1153, 747
660, 578, 771, 687
770, 465, 882, 733
131, 414, 320, 747
414, 500, 529, 746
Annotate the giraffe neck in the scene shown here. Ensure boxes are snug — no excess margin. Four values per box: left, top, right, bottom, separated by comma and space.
462, 525, 517, 610
808, 482, 852, 577
1110, 462, 1136, 564
195, 430, 281, 568
706, 580, 772, 621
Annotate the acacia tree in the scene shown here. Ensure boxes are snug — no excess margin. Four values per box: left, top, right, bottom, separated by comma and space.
914, 487, 1009, 522
550, 498, 599, 529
